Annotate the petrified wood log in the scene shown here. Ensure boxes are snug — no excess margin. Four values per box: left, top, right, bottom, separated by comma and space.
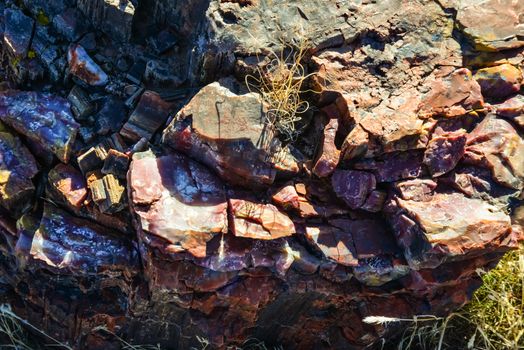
0, 0, 523, 349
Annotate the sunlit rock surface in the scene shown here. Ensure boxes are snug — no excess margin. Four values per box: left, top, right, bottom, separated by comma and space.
0, 91, 79, 163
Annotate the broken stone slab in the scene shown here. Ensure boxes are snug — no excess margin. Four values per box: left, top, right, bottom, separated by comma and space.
474, 64, 522, 99
0, 127, 39, 216
456, 0, 524, 51
0, 90, 79, 163
28, 204, 137, 276
494, 94, 524, 117
77, 145, 108, 175
3, 8, 34, 58
77, 0, 135, 42
162, 81, 277, 188
47, 163, 88, 208
394, 179, 438, 202
271, 182, 350, 219
493, 94, 524, 130
388, 192, 516, 269
341, 112, 425, 162
331, 169, 376, 210
52, 7, 89, 42
441, 166, 520, 208
465, 115, 524, 190
89, 173, 126, 214
418, 68, 484, 118
94, 97, 128, 136
101, 149, 130, 179
312, 117, 339, 178
120, 90, 173, 142
423, 131, 467, 177
228, 197, 295, 240
303, 223, 358, 267
128, 151, 228, 258
68, 44, 109, 86
67, 85, 95, 120
206, 0, 353, 56
46, 163, 133, 234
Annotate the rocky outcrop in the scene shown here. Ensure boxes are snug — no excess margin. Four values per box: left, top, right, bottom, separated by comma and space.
387, 192, 515, 269
162, 81, 278, 188
0, 91, 79, 163
0, 127, 39, 216
0, 0, 522, 349
128, 151, 228, 258
474, 63, 523, 99
26, 204, 138, 275
465, 115, 524, 190
76, 0, 135, 43
2, 8, 34, 58
455, 0, 524, 51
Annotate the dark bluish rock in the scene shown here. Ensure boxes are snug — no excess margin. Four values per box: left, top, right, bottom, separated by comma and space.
52, 8, 88, 42
0, 90, 79, 163
94, 97, 128, 136
3, 8, 34, 58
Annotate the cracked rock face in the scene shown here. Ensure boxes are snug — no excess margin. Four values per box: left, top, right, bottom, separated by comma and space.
0, 0, 523, 349
129, 151, 228, 258
162, 81, 277, 188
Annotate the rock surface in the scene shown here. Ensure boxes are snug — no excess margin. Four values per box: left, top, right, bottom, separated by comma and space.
0, 91, 79, 163
0, 1, 522, 349
3, 8, 34, 58
68, 44, 109, 86
455, 0, 524, 51
128, 151, 228, 258
0, 127, 38, 215
162, 81, 277, 188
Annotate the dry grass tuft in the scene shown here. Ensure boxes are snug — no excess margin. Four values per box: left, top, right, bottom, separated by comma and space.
372, 245, 524, 349
0, 304, 72, 349
462, 247, 524, 349
245, 38, 316, 143
92, 325, 161, 350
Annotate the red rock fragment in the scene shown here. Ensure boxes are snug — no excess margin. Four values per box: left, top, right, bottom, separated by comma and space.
0, 129, 39, 215
162, 81, 277, 188
418, 68, 484, 118
47, 164, 87, 208
423, 132, 467, 176
303, 224, 358, 267
331, 169, 376, 209
0, 91, 79, 163
312, 118, 340, 178
229, 198, 295, 240
474, 64, 522, 99
271, 182, 350, 218
120, 90, 173, 142
29, 204, 137, 275
494, 94, 524, 130
389, 192, 515, 269
465, 115, 524, 190
129, 151, 228, 258
394, 179, 437, 202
